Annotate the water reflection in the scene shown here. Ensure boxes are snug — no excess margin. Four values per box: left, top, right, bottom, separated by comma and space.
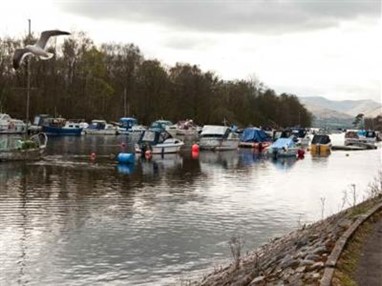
198, 150, 239, 169
0, 136, 381, 285
310, 149, 331, 158
270, 157, 297, 171
116, 163, 135, 175
237, 149, 267, 167
0, 161, 24, 183
48, 135, 132, 156
139, 154, 183, 176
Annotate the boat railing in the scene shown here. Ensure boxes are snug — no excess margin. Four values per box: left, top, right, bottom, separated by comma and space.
30, 133, 48, 149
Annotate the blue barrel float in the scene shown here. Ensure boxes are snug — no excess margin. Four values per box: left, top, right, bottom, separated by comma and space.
117, 153, 135, 174
117, 153, 135, 164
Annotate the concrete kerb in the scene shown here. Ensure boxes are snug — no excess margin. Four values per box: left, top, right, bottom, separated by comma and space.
320, 201, 382, 286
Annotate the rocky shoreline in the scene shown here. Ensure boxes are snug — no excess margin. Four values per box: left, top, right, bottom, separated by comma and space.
189, 197, 382, 286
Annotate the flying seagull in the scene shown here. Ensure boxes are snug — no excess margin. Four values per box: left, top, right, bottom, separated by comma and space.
13, 30, 70, 69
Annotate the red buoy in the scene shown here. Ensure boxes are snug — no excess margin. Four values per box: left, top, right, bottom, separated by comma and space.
297, 149, 305, 159
145, 150, 152, 160
192, 143, 199, 152
90, 152, 96, 160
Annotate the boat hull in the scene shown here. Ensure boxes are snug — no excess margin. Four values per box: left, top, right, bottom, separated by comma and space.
344, 139, 376, 149
0, 148, 44, 161
239, 141, 271, 149
199, 138, 240, 151
166, 128, 199, 138
310, 144, 331, 155
42, 125, 82, 136
118, 126, 146, 135
0, 133, 48, 162
268, 147, 298, 158
84, 129, 118, 135
135, 144, 183, 154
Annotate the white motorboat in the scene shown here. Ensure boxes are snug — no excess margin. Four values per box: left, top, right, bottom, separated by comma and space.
198, 125, 240, 151
84, 120, 118, 135
148, 120, 173, 132
0, 113, 27, 134
344, 130, 377, 149
165, 119, 201, 138
117, 117, 146, 135
135, 130, 184, 154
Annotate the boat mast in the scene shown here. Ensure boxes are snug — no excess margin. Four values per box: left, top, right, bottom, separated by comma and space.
26, 19, 31, 134
123, 87, 127, 117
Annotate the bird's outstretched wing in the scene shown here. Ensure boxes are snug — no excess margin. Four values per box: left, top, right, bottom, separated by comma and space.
36, 30, 70, 49
13, 48, 32, 70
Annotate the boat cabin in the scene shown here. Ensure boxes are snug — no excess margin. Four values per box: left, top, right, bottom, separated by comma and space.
311, 134, 331, 145
119, 117, 138, 129
138, 130, 173, 145
149, 120, 173, 132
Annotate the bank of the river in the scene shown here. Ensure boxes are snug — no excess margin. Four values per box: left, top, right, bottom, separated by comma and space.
189, 195, 382, 286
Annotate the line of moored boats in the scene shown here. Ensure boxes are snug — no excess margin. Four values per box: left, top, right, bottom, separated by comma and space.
0, 113, 380, 162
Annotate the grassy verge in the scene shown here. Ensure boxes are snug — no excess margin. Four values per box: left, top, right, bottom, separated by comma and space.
332, 207, 382, 286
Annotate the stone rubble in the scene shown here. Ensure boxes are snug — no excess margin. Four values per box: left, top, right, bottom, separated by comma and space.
189, 208, 361, 286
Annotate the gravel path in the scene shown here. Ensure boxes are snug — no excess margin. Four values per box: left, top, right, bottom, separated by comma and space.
356, 217, 382, 286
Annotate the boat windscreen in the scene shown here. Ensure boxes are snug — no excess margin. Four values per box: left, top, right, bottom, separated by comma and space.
366, 131, 376, 138
311, 135, 331, 144
141, 131, 157, 142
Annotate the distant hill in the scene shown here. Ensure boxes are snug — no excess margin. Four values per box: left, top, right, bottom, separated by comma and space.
299, 96, 382, 128
299, 96, 381, 117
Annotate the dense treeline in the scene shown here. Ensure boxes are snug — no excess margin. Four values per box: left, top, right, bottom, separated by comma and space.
0, 32, 312, 127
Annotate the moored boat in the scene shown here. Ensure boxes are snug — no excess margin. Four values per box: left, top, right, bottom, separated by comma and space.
84, 120, 118, 135
165, 119, 201, 138
0, 133, 48, 161
239, 127, 272, 150
268, 137, 299, 158
148, 120, 173, 132
199, 125, 240, 151
42, 117, 83, 136
0, 113, 27, 134
344, 130, 377, 149
28, 114, 50, 134
291, 128, 311, 147
310, 134, 331, 155
117, 117, 146, 135
135, 130, 184, 155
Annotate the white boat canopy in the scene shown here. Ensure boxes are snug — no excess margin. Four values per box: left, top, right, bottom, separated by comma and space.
200, 125, 229, 136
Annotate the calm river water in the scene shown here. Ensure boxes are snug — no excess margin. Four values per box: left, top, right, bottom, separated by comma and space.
0, 134, 381, 285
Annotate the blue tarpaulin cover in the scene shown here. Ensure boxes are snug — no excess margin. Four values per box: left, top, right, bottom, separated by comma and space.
270, 138, 296, 149
240, 127, 270, 143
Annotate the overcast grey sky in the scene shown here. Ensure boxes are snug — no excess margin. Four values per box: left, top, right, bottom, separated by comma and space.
58, 0, 378, 34
1, 0, 381, 102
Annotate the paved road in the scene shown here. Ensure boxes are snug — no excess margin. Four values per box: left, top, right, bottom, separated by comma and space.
356, 216, 382, 286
